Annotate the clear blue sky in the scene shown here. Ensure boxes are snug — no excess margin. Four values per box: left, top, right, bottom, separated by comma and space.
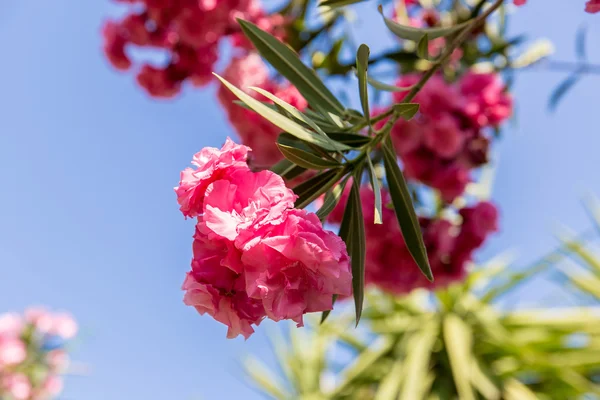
0, 1, 598, 399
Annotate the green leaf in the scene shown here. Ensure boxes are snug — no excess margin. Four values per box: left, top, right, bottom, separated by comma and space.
443, 314, 476, 400
293, 168, 347, 209
270, 158, 296, 176
342, 172, 366, 326
277, 144, 342, 170
214, 74, 350, 152
378, 5, 470, 42
237, 19, 344, 116
362, 73, 415, 93
316, 175, 351, 220
318, 0, 368, 8
382, 138, 432, 281
417, 33, 430, 59
320, 294, 338, 324
326, 132, 371, 148
392, 103, 420, 120
356, 44, 370, 125
366, 157, 383, 224
399, 322, 439, 400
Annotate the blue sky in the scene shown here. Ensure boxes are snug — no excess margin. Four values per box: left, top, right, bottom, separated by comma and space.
0, 1, 598, 399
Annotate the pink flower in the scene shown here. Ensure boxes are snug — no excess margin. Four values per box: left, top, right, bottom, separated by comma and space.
240, 209, 352, 326
586, 0, 600, 12
422, 114, 466, 158
218, 54, 308, 169
1, 374, 31, 400
0, 313, 23, 337
0, 337, 26, 366
46, 350, 70, 373
175, 138, 251, 218
41, 375, 63, 397
49, 313, 78, 340
183, 226, 266, 339
25, 307, 56, 334
203, 169, 296, 241
460, 71, 513, 128
514, 0, 526, 5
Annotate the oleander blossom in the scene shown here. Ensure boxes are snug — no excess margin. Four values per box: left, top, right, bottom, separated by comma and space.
0, 308, 77, 400
102, 0, 287, 97
389, 72, 511, 202
326, 183, 498, 294
218, 54, 308, 169
178, 139, 351, 338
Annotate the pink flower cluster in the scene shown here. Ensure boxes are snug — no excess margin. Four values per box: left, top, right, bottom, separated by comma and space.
176, 138, 351, 339
217, 54, 308, 169
0, 308, 76, 400
326, 184, 498, 294
390, 72, 512, 202
102, 0, 286, 98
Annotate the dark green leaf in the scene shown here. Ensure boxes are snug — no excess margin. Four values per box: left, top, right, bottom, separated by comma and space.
346, 174, 366, 325
277, 144, 342, 170
326, 132, 371, 148
318, 0, 368, 8
378, 5, 470, 42
293, 168, 347, 209
356, 44, 370, 125
316, 175, 351, 220
237, 19, 344, 116
320, 294, 338, 324
382, 138, 432, 281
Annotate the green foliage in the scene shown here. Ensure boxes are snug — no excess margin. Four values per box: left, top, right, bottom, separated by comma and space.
244, 253, 600, 399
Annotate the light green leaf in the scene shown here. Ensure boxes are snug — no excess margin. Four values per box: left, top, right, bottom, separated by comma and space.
417, 33, 430, 60
356, 44, 370, 125
366, 157, 383, 224
392, 103, 420, 120
443, 314, 476, 400
277, 144, 342, 170
382, 138, 432, 281
363, 73, 415, 93
399, 321, 439, 400
378, 5, 470, 42
215, 74, 350, 152
238, 19, 344, 116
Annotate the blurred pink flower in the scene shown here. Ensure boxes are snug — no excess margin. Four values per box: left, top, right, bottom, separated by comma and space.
2, 374, 31, 400
50, 313, 78, 340
586, 0, 600, 12
46, 350, 70, 373
0, 313, 23, 337
0, 337, 26, 366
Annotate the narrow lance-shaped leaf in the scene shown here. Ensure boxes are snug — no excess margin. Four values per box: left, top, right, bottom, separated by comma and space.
366, 157, 383, 224
293, 168, 347, 209
319, 0, 369, 9
358, 71, 415, 92
316, 175, 351, 220
443, 314, 476, 400
347, 174, 366, 325
378, 5, 471, 42
393, 103, 420, 120
356, 44, 370, 125
417, 33, 430, 59
277, 144, 342, 170
214, 74, 350, 152
237, 19, 344, 116
382, 137, 433, 281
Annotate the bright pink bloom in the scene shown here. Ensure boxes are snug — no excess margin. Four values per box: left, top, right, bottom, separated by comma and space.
1, 374, 31, 400
422, 114, 466, 158
175, 138, 251, 218
203, 169, 296, 241
460, 71, 513, 128
586, 0, 600, 12
0, 337, 26, 366
218, 54, 308, 168
514, 0, 526, 5
240, 209, 352, 326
